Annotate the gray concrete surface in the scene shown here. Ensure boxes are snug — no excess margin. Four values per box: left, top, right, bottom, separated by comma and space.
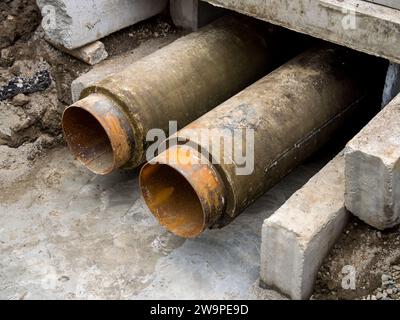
170, 0, 199, 30
170, 0, 226, 30
204, 0, 400, 63
36, 0, 168, 49
367, 0, 400, 10
345, 94, 400, 230
57, 41, 108, 66
0, 147, 328, 300
261, 153, 350, 300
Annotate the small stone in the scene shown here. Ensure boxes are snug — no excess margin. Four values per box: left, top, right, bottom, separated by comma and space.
387, 288, 393, 295
12, 94, 30, 107
382, 274, 392, 282
371, 295, 377, 300
9, 64, 21, 76
327, 280, 336, 290
376, 292, 384, 299
0, 48, 15, 67
58, 275, 70, 282
377, 231, 382, 239
0, 72, 7, 83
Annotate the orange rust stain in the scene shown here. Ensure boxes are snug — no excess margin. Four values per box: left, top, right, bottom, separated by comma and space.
103, 112, 130, 163
151, 187, 175, 207
165, 146, 223, 208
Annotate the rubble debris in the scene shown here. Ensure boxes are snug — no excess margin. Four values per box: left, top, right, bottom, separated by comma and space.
0, 70, 52, 101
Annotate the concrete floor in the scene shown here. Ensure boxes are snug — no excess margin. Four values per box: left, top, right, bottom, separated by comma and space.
0, 147, 325, 300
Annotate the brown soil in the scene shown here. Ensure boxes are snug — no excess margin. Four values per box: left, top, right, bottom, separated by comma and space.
312, 216, 400, 300
0, 0, 178, 187
0, 0, 40, 50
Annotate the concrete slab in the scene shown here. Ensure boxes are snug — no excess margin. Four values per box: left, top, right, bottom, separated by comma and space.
36, 0, 168, 49
345, 94, 400, 230
204, 0, 400, 63
261, 153, 350, 300
0, 147, 326, 299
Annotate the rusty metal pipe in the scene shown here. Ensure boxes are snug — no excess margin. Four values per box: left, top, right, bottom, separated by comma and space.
62, 16, 297, 175
140, 46, 384, 238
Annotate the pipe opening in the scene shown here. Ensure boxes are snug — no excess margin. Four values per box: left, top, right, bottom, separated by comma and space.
140, 163, 206, 238
63, 107, 114, 174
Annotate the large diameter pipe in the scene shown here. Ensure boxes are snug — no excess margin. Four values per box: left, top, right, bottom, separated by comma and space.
140, 46, 383, 238
62, 16, 297, 175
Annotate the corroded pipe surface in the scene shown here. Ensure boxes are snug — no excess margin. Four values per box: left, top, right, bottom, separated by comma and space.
140, 46, 384, 238
63, 16, 297, 174
140, 145, 226, 238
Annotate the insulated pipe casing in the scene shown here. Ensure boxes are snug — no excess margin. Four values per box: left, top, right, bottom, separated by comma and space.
141, 46, 384, 237
63, 16, 297, 174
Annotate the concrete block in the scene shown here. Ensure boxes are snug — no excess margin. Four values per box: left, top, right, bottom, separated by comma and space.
56, 41, 108, 66
71, 37, 179, 102
345, 94, 400, 230
170, 0, 226, 30
37, 0, 168, 49
261, 154, 350, 300
204, 0, 400, 64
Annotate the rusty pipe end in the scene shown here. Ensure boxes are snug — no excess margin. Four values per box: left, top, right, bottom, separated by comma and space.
62, 93, 133, 175
140, 145, 226, 238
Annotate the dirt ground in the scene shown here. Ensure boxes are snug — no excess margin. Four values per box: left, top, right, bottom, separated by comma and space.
1, 0, 400, 300
0, 0, 181, 187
